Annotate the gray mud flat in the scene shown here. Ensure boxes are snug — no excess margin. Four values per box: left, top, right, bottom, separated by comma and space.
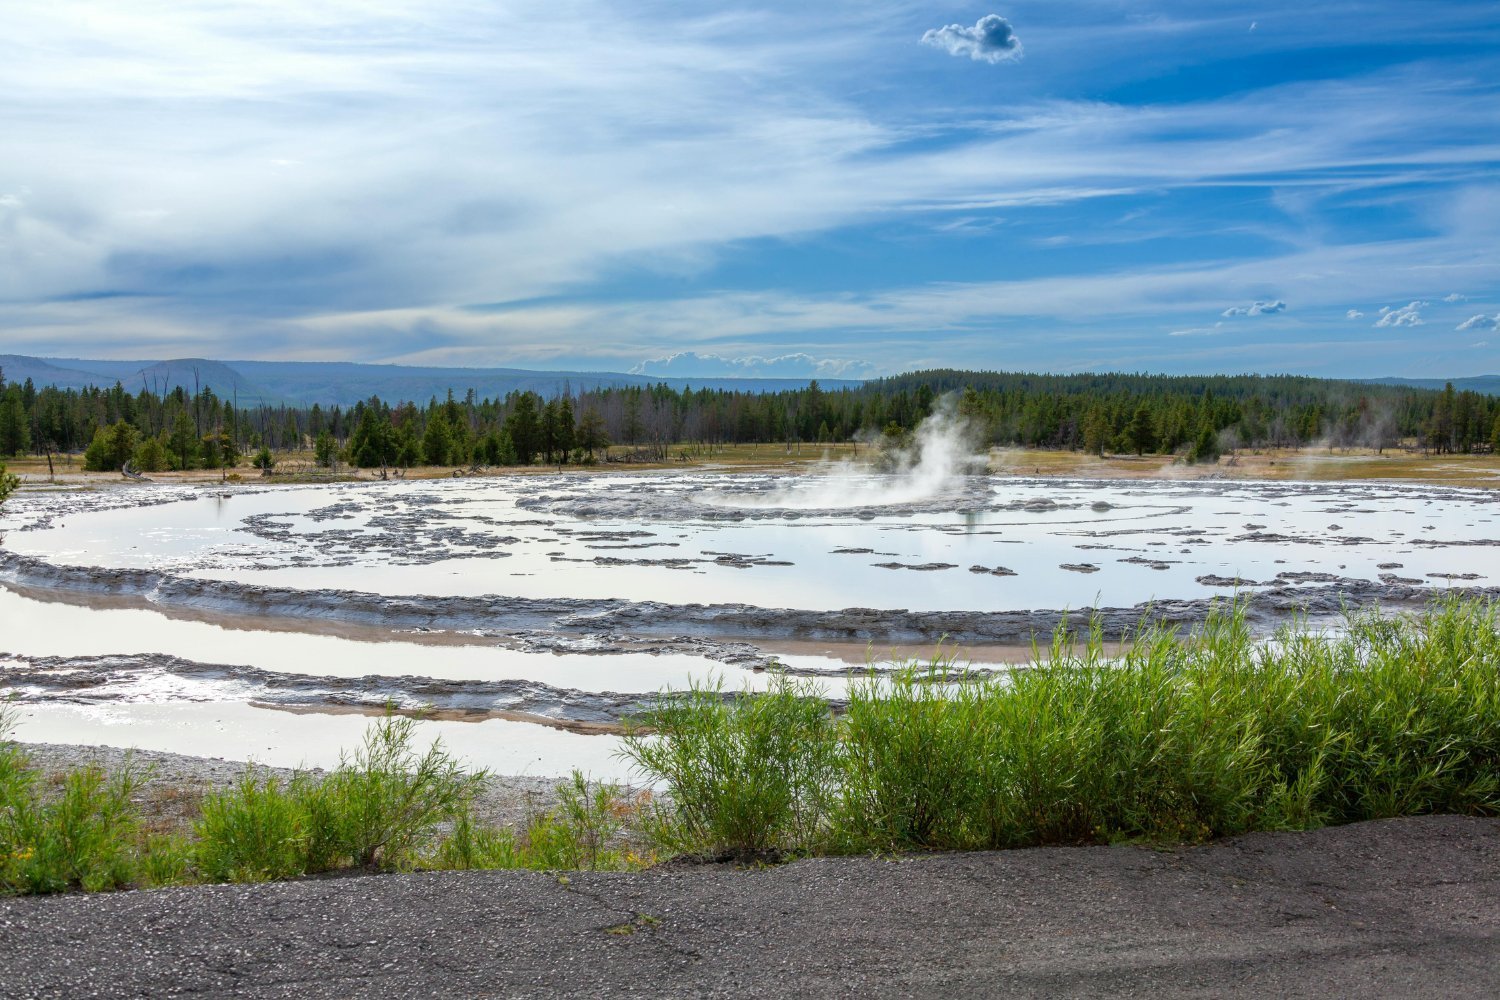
5, 549, 1492, 648
3, 815, 1497, 999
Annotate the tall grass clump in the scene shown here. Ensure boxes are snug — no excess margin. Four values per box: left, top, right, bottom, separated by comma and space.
0, 707, 657, 896
1, 705, 146, 893
318, 714, 485, 869
620, 676, 837, 858
195, 713, 485, 879
194, 771, 315, 882
625, 598, 1500, 858
431, 771, 652, 872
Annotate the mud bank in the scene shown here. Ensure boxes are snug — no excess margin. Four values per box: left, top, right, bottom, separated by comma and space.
519, 471, 1500, 523
0, 652, 670, 727
4, 549, 1488, 646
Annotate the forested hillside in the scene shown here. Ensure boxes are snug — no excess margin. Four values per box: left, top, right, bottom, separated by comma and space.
0, 365, 1495, 473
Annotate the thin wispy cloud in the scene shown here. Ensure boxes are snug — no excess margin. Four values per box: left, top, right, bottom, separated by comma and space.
921, 14, 1023, 64
0, 1, 1496, 378
630, 351, 877, 380
1457, 314, 1499, 331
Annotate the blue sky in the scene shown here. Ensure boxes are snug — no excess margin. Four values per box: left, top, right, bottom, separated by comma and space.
2, 1, 1498, 379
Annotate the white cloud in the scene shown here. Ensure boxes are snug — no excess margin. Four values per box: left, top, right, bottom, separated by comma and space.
1443, 292, 1467, 302
1345, 308, 1364, 319
1456, 313, 1499, 331
629, 351, 877, 380
1375, 301, 1426, 327
1222, 299, 1286, 317
921, 14, 1023, 64
0, 2, 1498, 372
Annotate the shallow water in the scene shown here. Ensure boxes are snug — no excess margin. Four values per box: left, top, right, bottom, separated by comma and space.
7, 475, 1497, 612
0, 585, 766, 692
3, 469, 1496, 769
10, 701, 637, 780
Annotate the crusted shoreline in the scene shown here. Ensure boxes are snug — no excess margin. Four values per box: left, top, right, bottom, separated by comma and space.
4, 547, 1494, 648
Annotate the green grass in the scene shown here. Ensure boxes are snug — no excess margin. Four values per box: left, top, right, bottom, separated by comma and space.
624, 597, 1500, 859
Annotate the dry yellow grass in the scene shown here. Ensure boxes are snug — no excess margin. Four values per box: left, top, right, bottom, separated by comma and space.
991, 447, 1500, 489
4, 442, 1497, 489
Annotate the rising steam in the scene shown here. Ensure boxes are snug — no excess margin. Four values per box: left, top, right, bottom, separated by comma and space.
711, 394, 988, 510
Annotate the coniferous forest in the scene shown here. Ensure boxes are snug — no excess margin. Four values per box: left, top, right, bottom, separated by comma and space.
0, 365, 1496, 473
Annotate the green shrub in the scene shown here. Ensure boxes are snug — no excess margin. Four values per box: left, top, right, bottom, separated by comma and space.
319, 714, 484, 869
1, 762, 144, 894
625, 599, 1500, 858
131, 435, 170, 473
0, 461, 17, 505
432, 811, 523, 870
140, 832, 197, 888
521, 771, 636, 870
194, 770, 312, 882
430, 771, 647, 872
82, 420, 138, 471
621, 676, 837, 859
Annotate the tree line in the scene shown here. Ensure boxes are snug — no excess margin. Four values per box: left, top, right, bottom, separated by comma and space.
0, 365, 1496, 473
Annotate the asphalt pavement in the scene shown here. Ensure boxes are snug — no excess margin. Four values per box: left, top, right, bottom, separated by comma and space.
3, 815, 1497, 998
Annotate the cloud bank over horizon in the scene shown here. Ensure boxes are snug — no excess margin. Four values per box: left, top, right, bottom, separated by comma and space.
628, 351, 878, 380
1, 1, 1498, 379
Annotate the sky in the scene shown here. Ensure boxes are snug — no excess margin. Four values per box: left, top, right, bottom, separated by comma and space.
2, 1, 1499, 380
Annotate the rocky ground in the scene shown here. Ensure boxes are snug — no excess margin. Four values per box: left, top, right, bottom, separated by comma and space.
1, 814, 1497, 998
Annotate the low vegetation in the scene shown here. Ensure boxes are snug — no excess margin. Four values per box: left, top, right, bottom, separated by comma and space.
0, 709, 653, 895
4, 598, 1498, 894
623, 597, 1500, 859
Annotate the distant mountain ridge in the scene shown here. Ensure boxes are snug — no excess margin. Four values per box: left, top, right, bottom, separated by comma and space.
0, 355, 862, 406
1361, 376, 1500, 396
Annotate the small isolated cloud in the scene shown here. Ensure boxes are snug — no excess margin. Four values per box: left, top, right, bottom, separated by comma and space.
1472, 341, 1490, 349
1443, 293, 1467, 303
921, 14, 1023, 64
1457, 313, 1500, 331
1345, 309, 1364, 320
1222, 299, 1286, 317
1375, 301, 1426, 328
630, 351, 877, 380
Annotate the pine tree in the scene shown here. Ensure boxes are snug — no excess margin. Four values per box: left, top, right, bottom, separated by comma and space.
577, 409, 609, 460
553, 396, 576, 463
347, 406, 394, 469
506, 393, 541, 465
169, 410, 200, 470
1189, 423, 1220, 464
1123, 403, 1156, 456
314, 430, 337, 468
0, 389, 29, 456
422, 414, 453, 466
